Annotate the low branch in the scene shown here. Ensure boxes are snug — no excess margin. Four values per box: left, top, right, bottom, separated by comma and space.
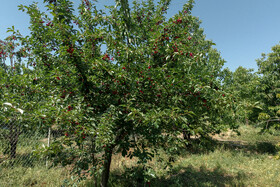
266, 118, 280, 129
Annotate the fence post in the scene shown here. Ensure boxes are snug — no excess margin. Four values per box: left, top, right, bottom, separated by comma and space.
46, 127, 51, 167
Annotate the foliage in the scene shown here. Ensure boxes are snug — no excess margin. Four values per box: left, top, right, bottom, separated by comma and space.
2, 0, 280, 185
0, 0, 238, 185
256, 44, 280, 131
0, 34, 50, 159
221, 66, 261, 124
0, 32, 46, 125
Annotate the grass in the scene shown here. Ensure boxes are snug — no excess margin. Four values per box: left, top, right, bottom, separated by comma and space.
108, 125, 280, 187
218, 124, 280, 144
0, 165, 70, 187
149, 147, 280, 186
1, 125, 280, 186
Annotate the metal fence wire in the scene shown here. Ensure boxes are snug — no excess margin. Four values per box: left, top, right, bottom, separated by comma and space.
0, 120, 56, 168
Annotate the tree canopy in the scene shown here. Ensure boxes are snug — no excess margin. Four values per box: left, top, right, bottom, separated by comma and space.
1, 0, 240, 186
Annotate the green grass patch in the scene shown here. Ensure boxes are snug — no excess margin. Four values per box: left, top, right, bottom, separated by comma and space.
0, 165, 70, 187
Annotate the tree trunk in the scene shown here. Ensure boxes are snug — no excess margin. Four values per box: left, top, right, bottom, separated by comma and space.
245, 118, 249, 126
101, 147, 113, 187
90, 137, 98, 187
10, 137, 18, 159
8, 123, 20, 159
100, 127, 127, 186
183, 129, 192, 148
183, 130, 191, 140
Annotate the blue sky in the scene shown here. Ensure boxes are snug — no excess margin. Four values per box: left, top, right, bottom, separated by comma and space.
1, 0, 280, 72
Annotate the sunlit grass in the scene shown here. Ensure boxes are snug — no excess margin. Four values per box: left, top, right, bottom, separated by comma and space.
0, 165, 70, 187
217, 124, 280, 144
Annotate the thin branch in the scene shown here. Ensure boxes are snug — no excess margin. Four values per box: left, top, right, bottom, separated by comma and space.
266, 118, 280, 129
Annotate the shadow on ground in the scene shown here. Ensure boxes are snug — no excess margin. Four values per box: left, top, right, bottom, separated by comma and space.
215, 139, 278, 155
152, 164, 246, 187
110, 164, 246, 187
182, 136, 279, 155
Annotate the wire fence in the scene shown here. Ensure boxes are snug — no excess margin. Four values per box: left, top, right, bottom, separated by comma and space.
0, 120, 57, 168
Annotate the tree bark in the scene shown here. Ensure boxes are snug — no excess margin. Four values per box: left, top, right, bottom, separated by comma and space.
183, 130, 191, 140
100, 126, 128, 186
90, 137, 98, 187
8, 123, 20, 159
10, 137, 18, 159
245, 118, 249, 125
183, 129, 192, 148
101, 147, 113, 187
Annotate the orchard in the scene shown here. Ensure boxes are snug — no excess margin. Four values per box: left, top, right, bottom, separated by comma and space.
1, 0, 279, 186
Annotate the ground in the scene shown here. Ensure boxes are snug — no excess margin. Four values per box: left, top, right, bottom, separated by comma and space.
1, 125, 280, 186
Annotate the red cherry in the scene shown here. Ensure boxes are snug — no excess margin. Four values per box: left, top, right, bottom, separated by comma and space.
102, 54, 110, 60
67, 106, 72, 111
189, 53, 193, 58
177, 18, 182, 23
67, 47, 74, 54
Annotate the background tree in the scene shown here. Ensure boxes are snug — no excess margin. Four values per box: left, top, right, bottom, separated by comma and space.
256, 44, 280, 131
221, 66, 260, 125
0, 33, 47, 159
